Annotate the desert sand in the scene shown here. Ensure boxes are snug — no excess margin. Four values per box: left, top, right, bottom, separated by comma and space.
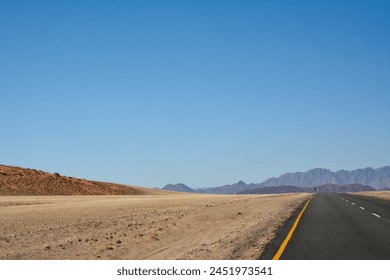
352, 191, 390, 201
0, 193, 310, 260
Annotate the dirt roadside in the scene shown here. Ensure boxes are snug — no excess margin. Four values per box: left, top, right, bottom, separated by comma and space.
0, 193, 311, 260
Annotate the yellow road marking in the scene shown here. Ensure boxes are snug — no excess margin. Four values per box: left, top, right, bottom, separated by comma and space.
272, 196, 314, 260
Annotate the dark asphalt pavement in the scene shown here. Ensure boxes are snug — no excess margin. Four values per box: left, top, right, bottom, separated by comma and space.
268, 193, 390, 260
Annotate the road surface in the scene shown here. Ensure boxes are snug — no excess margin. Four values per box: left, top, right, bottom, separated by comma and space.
263, 193, 390, 260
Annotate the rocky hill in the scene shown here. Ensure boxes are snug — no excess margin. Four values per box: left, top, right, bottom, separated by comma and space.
162, 183, 195, 192
198, 181, 255, 194
0, 164, 146, 195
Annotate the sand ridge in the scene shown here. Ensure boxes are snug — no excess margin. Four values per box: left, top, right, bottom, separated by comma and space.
0, 164, 164, 195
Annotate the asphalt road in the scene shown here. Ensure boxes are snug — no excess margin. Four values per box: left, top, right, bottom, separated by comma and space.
264, 193, 390, 260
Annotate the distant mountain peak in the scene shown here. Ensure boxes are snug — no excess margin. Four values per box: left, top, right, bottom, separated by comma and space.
162, 183, 194, 193
307, 168, 332, 172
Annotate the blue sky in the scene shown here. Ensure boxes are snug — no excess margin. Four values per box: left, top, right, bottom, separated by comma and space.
1, 0, 390, 188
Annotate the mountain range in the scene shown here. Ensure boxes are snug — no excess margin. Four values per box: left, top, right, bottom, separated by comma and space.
258, 167, 390, 188
238, 184, 377, 194
163, 166, 390, 194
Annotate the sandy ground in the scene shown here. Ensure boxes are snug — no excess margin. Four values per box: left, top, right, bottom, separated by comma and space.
352, 191, 390, 201
0, 193, 311, 260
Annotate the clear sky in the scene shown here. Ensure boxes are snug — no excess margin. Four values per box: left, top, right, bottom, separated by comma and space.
1, 0, 389, 188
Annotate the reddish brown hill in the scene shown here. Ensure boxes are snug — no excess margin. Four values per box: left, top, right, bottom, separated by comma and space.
0, 164, 146, 195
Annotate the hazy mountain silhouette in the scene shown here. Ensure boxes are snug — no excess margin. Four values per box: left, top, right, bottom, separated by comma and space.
171, 167, 390, 194
239, 184, 376, 194
162, 183, 195, 193
258, 167, 390, 189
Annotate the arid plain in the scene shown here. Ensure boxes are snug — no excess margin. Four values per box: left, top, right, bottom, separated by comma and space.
0, 193, 311, 260
350, 191, 390, 201
3, 164, 388, 260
